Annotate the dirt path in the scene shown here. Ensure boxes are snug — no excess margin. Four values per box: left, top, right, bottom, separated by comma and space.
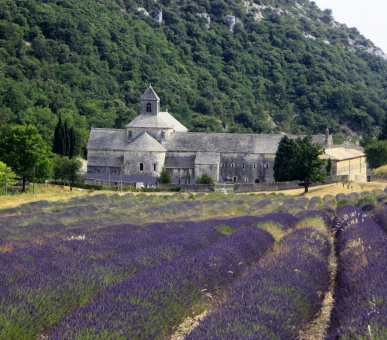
298, 234, 337, 340
169, 311, 207, 340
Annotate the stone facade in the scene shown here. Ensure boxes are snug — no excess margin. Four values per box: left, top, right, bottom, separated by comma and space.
87, 86, 335, 183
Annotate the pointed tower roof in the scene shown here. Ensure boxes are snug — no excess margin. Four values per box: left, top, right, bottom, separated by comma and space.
141, 85, 160, 101
125, 132, 166, 152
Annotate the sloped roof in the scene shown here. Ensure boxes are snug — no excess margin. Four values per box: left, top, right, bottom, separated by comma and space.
87, 128, 127, 151
125, 132, 166, 152
195, 152, 221, 165
320, 147, 365, 161
88, 155, 123, 167
141, 85, 160, 101
163, 133, 328, 154
126, 112, 188, 131
164, 153, 195, 168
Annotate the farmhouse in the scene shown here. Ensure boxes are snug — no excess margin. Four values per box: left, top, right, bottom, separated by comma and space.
87, 86, 365, 183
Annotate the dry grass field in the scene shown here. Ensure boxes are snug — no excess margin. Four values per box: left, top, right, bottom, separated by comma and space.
1, 180, 386, 210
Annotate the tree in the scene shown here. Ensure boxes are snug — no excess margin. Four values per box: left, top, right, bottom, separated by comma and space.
0, 161, 17, 195
326, 158, 332, 176
379, 115, 387, 141
0, 125, 53, 191
273, 135, 298, 182
53, 156, 83, 190
274, 136, 326, 193
293, 137, 326, 193
196, 173, 214, 184
53, 116, 77, 158
156, 168, 172, 184
364, 140, 387, 169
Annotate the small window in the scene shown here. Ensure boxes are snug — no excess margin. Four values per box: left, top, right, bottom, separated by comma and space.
154, 163, 158, 171
146, 103, 152, 113
221, 162, 225, 168
97, 170, 99, 174
231, 163, 235, 168
233, 176, 237, 182
128, 130, 132, 138
140, 163, 144, 171
162, 131, 166, 139
253, 163, 256, 168
244, 177, 248, 182
265, 163, 269, 169
242, 163, 245, 168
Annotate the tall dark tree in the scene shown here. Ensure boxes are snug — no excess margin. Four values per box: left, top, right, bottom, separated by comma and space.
273, 136, 298, 182
364, 140, 387, 169
326, 158, 332, 176
53, 117, 76, 158
274, 136, 326, 193
379, 115, 387, 141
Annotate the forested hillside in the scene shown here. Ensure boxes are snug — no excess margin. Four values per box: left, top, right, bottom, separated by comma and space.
1, 0, 387, 155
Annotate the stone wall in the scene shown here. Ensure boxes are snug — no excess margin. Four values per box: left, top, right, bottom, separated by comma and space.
84, 178, 135, 187
234, 175, 348, 193
157, 183, 215, 192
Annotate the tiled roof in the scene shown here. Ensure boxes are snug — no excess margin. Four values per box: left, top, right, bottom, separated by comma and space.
164, 153, 196, 168
162, 133, 329, 154
125, 132, 166, 152
320, 147, 365, 161
126, 112, 188, 131
141, 85, 160, 101
87, 155, 123, 167
195, 152, 221, 164
87, 128, 127, 151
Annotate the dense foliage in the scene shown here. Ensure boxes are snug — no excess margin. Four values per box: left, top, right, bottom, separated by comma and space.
1, 0, 387, 155
274, 135, 326, 192
364, 140, 387, 169
0, 124, 53, 190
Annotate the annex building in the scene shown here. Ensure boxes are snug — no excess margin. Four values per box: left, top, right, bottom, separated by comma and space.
87, 86, 365, 183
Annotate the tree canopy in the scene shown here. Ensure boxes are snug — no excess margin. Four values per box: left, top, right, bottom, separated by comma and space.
1, 0, 387, 153
0, 125, 53, 191
53, 155, 83, 190
364, 140, 387, 169
157, 168, 173, 184
196, 174, 214, 184
0, 161, 17, 195
274, 136, 326, 192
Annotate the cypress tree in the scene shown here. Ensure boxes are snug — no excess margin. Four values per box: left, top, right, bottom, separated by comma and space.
53, 116, 64, 156
63, 120, 69, 157
69, 127, 76, 158
379, 115, 387, 141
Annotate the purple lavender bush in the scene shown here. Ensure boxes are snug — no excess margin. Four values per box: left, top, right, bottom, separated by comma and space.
46, 227, 274, 340
326, 206, 387, 339
0, 222, 225, 339
185, 226, 331, 340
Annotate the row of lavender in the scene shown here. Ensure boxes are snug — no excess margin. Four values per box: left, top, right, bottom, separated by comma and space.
0, 221, 228, 339
326, 206, 387, 339
186, 213, 332, 339
0, 213, 295, 339
46, 227, 275, 339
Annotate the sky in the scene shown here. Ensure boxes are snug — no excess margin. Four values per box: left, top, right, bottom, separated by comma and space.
312, 0, 387, 52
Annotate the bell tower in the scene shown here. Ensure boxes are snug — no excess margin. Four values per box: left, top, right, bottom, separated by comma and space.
140, 85, 160, 116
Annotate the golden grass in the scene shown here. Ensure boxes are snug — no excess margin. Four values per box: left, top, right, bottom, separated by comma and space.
373, 165, 387, 178
257, 222, 286, 241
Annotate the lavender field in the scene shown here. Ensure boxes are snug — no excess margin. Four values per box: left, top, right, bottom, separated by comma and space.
1, 190, 387, 339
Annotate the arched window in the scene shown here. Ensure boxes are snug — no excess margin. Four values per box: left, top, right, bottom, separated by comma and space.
253, 163, 256, 168
221, 162, 225, 168
242, 163, 245, 168
146, 103, 152, 113
244, 177, 248, 182
233, 176, 237, 182
140, 163, 144, 171
128, 130, 132, 138
265, 163, 269, 169
231, 163, 235, 168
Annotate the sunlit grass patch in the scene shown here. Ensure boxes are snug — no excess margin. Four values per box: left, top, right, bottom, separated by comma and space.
257, 222, 286, 241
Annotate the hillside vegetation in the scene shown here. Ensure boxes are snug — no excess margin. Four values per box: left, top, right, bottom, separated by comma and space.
1, 0, 387, 155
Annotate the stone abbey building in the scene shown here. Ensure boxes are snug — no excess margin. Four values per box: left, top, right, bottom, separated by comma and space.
87, 86, 334, 183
